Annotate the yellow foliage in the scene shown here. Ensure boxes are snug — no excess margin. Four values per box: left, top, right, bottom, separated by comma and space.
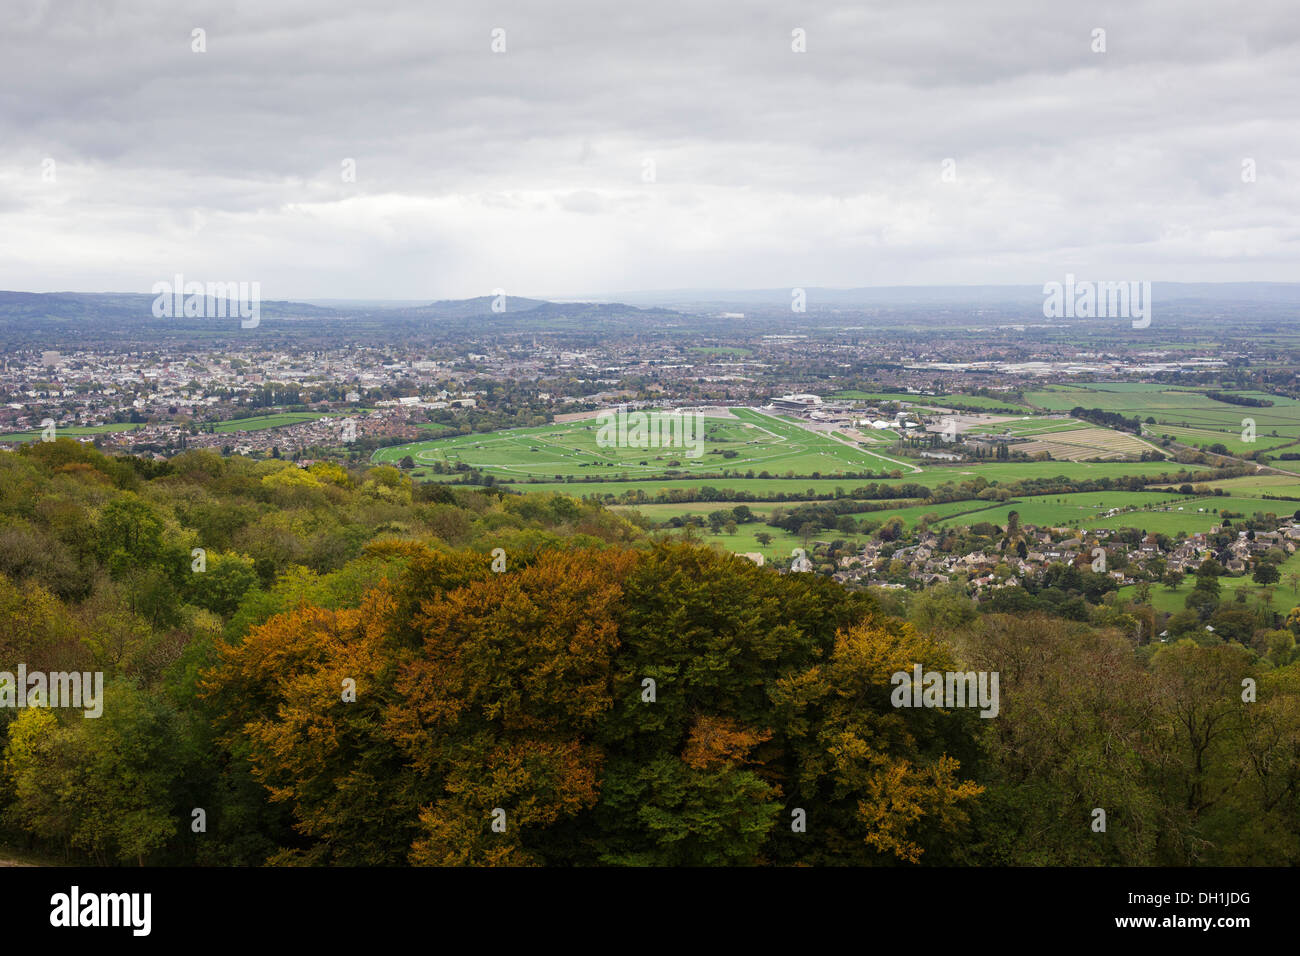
857, 755, 984, 863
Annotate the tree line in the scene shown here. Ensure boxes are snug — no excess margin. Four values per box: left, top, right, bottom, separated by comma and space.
0, 440, 1296, 865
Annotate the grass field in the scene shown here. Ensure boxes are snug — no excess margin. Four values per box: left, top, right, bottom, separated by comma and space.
869, 491, 1294, 536
1122, 548, 1300, 615
0, 422, 145, 442
1194, 475, 1300, 499
692, 523, 867, 565
1030, 385, 1300, 445
631, 490, 1295, 562
612, 501, 779, 522
846, 498, 1027, 530
1027, 383, 1207, 413
374, 407, 923, 480
618, 497, 990, 532
832, 391, 1026, 413
392, 382, 1255, 513
951, 494, 1292, 536
1146, 423, 1296, 454
481, 458, 1220, 501
212, 412, 346, 433
965, 417, 1091, 437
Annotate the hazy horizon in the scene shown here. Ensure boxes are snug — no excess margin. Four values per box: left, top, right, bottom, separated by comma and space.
5, 280, 1300, 312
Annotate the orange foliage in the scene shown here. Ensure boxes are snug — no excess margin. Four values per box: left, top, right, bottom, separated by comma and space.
681, 716, 772, 770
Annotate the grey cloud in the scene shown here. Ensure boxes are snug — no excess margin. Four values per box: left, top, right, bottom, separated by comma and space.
0, 0, 1296, 297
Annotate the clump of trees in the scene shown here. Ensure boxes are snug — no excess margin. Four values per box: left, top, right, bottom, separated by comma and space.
1071, 406, 1143, 433
0, 439, 1297, 866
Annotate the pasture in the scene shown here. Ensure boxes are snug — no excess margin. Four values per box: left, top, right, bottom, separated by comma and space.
1029, 385, 1300, 445
831, 391, 1027, 413
447, 457, 1230, 502
1122, 548, 1300, 615
0, 422, 144, 442
374, 407, 923, 480
212, 412, 345, 433
1195, 475, 1300, 499
631, 490, 1293, 562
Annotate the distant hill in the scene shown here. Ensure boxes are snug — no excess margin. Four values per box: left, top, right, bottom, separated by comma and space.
415, 295, 551, 318
392, 296, 678, 321
0, 291, 675, 323
0, 291, 688, 350
0, 291, 339, 322
581, 282, 1300, 312
6, 284, 1295, 328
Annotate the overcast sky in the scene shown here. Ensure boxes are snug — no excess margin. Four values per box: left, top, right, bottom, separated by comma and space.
1, 0, 1297, 300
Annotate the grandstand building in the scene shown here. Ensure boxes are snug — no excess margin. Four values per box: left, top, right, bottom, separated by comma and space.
769, 393, 823, 412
